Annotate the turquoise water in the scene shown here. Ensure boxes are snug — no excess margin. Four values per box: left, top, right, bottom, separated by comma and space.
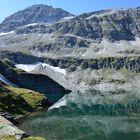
18, 113, 140, 140
18, 90, 140, 140
45, 93, 66, 103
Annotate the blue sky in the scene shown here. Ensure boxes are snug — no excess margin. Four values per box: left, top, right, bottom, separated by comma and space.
0, 0, 140, 22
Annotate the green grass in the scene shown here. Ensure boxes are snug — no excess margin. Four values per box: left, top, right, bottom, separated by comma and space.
7, 86, 46, 108
0, 84, 47, 117
0, 92, 31, 115
23, 136, 46, 140
0, 135, 16, 140
0, 135, 46, 140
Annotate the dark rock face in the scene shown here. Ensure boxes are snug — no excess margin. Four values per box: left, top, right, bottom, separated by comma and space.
0, 111, 15, 123
0, 4, 74, 32
0, 51, 44, 64
1, 51, 140, 73
15, 73, 69, 96
0, 60, 70, 103
16, 7, 140, 42
51, 57, 140, 73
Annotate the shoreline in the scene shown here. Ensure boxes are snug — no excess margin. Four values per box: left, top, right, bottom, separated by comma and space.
16, 107, 48, 125
0, 107, 49, 139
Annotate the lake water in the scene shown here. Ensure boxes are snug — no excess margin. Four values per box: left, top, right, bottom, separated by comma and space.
18, 90, 140, 140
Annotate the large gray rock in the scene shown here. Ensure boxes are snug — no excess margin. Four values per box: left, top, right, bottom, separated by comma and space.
0, 116, 26, 139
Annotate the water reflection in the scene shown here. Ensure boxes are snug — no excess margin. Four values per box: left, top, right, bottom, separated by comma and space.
18, 115, 140, 140
18, 89, 140, 140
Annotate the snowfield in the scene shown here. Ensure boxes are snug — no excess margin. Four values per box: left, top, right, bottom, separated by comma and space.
15, 63, 66, 75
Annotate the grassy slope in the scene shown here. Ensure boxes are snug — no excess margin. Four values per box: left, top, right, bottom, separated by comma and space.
7, 86, 46, 108
0, 83, 47, 117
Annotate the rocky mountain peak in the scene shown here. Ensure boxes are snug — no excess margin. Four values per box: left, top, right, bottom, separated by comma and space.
0, 7, 140, 59
0, 4, 74, 32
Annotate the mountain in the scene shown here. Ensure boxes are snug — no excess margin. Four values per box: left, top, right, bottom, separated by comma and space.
0, 7, 140, 94
15, 7, 140, 41
0, 7, 140, 59
0, 4, 74, 32
1, 5, 140, 140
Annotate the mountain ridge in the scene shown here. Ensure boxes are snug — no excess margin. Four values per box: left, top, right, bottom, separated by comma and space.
0, 4, 74, 32
14, 6, 140, 41
0, 6, 140, 59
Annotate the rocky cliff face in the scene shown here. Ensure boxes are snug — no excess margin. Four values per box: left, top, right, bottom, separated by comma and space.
0, 7, 140, 59
0, 60, 70, 103
15, 7, 140, 41
1, 51, 140, 93
0, 4, 74, 32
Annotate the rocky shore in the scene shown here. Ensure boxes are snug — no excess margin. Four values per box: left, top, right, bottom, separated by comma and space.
0, 116, 27, 139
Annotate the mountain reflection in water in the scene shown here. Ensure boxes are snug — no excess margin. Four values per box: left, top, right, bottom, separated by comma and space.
18, 89, 140, 140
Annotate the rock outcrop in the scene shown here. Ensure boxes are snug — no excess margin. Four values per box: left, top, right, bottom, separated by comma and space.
0, 60, 70, 103
0, 116, 27, 139
0, 116, 46, 140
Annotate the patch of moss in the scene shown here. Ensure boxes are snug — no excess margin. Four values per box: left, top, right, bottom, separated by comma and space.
0, 88, 33, 116
7, 86, 46, 109
23, 136, 46, 140
0, 83, 47, 117
0, 135, 16, 140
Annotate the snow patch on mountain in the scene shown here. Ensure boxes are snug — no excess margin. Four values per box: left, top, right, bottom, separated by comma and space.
16, 63, 66, 75
0, 31, 14, 36
15, 64, 37, 72
61, 16, 75, 21
25, 23, 38, 27
42, 63, 66, 75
